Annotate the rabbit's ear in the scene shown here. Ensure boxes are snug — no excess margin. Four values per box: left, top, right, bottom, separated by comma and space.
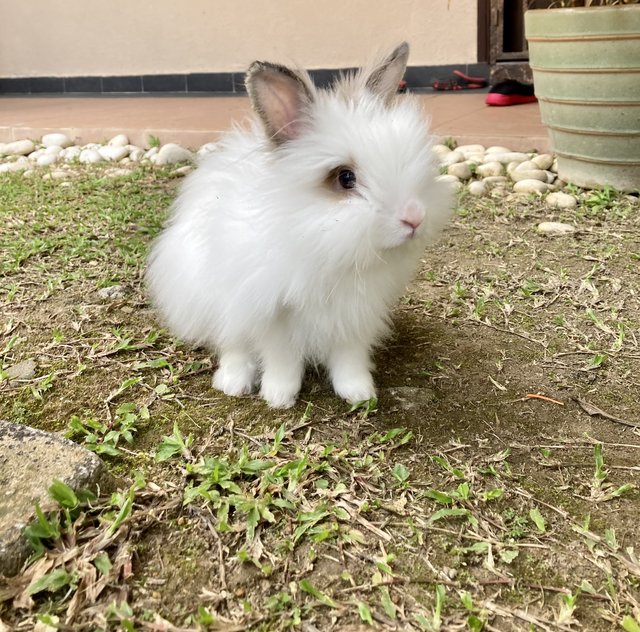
364, 42, 410, 103
246, 62, 314, 144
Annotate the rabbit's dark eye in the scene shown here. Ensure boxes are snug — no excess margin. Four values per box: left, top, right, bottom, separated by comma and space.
338, 169, 356, 190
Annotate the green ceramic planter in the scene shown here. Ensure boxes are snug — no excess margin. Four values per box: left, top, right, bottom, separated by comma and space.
525, 5, 640, 191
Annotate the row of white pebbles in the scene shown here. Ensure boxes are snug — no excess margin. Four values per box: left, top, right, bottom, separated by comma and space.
0, 133, 599, 235
0, 133, 212, 176
432, 143, 578, 208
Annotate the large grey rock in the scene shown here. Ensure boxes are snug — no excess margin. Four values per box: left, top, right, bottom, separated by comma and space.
384, 386, 437, 415
4, 358, 37, 381
0, 421, 109, 576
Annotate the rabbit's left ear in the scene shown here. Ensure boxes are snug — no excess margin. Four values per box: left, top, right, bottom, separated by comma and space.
246, 62, 314, 145
365, 42, 410, 103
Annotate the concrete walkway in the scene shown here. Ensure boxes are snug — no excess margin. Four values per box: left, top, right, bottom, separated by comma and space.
0, 93, 549, 152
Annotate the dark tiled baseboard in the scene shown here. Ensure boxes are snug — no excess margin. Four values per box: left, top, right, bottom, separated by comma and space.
0, 64, 490, 95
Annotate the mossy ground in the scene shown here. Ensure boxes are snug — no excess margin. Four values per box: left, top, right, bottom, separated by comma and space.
0, 166, 639, 630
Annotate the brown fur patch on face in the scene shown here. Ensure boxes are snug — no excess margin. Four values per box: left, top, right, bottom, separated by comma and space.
323, 165, 359, 196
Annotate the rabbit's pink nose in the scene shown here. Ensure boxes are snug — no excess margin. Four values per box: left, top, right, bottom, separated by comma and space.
401, 202, 425, 231
402, 218, 422, 231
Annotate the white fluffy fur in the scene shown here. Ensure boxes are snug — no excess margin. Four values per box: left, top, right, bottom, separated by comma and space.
146, 49, 452, 408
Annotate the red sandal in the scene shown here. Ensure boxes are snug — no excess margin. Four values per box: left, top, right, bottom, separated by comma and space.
432, 69, 487, 91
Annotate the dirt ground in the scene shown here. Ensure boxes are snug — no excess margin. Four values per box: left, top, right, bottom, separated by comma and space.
0, 167, 639, 631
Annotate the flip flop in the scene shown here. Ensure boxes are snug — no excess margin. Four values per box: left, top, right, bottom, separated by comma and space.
485, 80, 537, 106
432, 69, 487, 91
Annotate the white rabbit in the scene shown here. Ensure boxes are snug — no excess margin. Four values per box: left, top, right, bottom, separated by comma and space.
146, 42, 452, 408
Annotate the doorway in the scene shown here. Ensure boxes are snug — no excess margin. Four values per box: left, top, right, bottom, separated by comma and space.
478, 0, 554, 84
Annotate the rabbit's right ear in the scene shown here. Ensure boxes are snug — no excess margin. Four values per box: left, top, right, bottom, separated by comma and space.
246, 62, 314, 145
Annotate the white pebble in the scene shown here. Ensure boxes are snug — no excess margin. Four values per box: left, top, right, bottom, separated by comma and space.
108, 134, 129, 147
79, 149, 104, 164
28, 149, 45, 161
514, 160, 539, 172
488, 152, 530, 165
456, 144, 485, 156
513, 179, 549, 194
447, 162, 472, 180
551, 158, 558, 173
511, 169, 548, 183
432, 144, 452, 156
468, 181, 487, 196
0, 161, 28, 173
476, 161, 503, 177
62, 146, 81, 161
437, 174, 463, 191
482, 176, 508, 186
197, 142, 218, 157
4, 140, 35, 156
42, 133, 72, 148
439, 150, 465, 167
173, 165, 193, 177
485, 145, 511, 154
544, 171, 556, 184
155, 143, 195, 166
144, 147, 159, 159
532, 153, 554, 170
537, 222, 575, 236
546, 191, 577, 209
99, 145, 129, 161
464, 153, 485, 164
45, 145, 63, 156
36, 154, 59, 167
129, 148, 145, 162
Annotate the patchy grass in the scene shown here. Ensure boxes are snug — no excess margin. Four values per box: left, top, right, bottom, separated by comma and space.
1, 166, 639, 630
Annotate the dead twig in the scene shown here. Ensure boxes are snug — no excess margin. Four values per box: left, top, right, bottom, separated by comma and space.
526, 393, 565, 406
575, 397, 640, 429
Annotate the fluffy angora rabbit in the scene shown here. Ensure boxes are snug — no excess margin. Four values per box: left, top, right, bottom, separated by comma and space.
146, 43, 452, 408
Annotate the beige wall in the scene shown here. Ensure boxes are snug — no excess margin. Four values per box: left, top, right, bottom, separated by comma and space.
0, 0, 478, 78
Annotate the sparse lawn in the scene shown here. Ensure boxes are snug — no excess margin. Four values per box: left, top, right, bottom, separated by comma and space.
1, 166, 639, 631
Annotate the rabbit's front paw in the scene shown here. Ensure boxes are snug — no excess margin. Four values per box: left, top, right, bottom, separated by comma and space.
259, 377, 300, 409
333, 376, 376, 405
212, 353, 256, 397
